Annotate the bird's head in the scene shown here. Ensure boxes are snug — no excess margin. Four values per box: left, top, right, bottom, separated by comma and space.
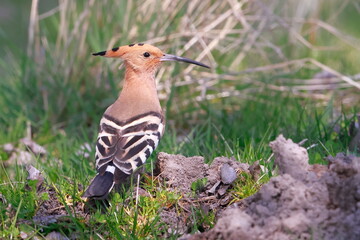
93, 43, 209, 73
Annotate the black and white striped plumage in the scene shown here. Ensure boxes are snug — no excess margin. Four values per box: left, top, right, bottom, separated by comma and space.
82, 111, 164, 199
83, 43, 208, 200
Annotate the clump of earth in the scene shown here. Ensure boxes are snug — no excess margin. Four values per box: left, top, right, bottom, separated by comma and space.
158, 135, 360, 240
154, 151, 253, 236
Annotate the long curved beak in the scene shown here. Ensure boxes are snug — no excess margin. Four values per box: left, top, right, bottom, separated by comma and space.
160, 54, 210, 69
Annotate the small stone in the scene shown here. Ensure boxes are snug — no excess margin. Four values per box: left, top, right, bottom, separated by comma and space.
221, 163, 237, 184
207, 180, 221, 195
26, 165, 44, 190
8, 151, 34, 165
217, 184, 230, 197
20, 231, 28, 239
21, 138, 47, 155
2, 143, 15, 153
45, 231, 69, 240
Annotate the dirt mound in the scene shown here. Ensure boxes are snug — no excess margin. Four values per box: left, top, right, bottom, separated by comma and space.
156, 152, 208, 194
187, 135, 360, 240
156, 152, 249, 194
155, 152, 250, 236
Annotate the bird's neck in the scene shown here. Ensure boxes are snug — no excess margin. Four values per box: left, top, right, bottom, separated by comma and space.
105, 67, 162, 121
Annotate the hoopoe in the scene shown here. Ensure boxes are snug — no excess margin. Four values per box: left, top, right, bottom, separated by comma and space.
82, 43, 209, 199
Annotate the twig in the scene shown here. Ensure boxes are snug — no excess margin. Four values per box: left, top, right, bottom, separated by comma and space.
309, 59, 360, 90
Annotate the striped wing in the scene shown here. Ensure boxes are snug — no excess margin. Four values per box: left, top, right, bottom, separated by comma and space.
95, 111, 164, 182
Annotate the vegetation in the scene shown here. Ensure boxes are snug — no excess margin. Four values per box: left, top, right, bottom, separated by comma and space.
0, 0, 359, 239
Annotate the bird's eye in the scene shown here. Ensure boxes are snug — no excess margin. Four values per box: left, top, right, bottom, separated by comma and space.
143, 52, 150, 58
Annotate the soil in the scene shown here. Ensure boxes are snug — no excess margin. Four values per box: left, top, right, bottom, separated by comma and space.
154, 152, 252, 236
25, 170, 86, 226
181, 135, 360, 240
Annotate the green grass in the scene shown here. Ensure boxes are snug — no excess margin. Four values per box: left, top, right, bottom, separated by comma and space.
0, 0, 359, 239
0, 96, 357, 238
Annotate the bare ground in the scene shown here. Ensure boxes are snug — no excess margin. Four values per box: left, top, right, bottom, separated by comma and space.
175, 135, 360, 240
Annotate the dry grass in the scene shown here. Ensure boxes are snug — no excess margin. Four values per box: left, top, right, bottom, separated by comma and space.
24, 0, 360, 120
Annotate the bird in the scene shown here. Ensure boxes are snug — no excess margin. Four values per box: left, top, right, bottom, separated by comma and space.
82, 43, 209, 199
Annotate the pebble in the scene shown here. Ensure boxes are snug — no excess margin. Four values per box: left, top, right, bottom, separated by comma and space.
221, 163, 237, 184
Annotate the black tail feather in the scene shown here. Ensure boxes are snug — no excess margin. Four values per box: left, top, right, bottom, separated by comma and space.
82, 172, 115, 199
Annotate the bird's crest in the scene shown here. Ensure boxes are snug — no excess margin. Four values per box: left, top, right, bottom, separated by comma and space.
93, 43, 164, 59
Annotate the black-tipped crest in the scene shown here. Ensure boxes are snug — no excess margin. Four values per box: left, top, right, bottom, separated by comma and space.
93, 51, 106, 56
